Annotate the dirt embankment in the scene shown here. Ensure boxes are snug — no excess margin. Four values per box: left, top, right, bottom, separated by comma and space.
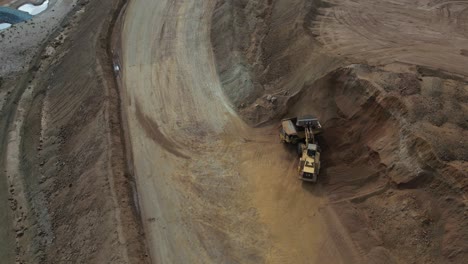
212, 0, 342, 125
0, 0, 148, 263
212, 0, 467, 263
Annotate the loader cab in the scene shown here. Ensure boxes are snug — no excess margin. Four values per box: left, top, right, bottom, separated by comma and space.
307, 143, 317, 156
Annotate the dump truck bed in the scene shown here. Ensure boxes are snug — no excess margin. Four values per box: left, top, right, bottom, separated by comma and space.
281, 119, 298, 135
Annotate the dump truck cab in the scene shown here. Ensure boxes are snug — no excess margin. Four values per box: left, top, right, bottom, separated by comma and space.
279, 115, 322, 144
280, 117, 305, 144
298, 143, 321, 182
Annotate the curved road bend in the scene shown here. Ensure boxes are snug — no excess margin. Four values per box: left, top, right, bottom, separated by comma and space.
121, 0, 359, 263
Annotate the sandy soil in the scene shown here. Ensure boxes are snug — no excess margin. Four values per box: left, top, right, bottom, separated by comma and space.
121, 1, 271, 262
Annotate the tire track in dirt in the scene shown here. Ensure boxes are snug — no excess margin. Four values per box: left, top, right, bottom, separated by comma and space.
121, 0, 265, 262
134, 100, 190, 159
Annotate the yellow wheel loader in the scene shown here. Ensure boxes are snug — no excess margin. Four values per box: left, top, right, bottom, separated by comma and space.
297, 126, 321, 182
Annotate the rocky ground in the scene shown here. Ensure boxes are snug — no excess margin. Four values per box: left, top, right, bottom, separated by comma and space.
0, 0, 466, 263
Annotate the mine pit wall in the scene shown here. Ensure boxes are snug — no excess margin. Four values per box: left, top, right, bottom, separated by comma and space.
212, 0, 467, 263
211, 0, 342, 125
300, 66, 468, 263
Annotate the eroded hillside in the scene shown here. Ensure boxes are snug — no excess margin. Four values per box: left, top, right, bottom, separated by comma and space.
211, 0, 467, 263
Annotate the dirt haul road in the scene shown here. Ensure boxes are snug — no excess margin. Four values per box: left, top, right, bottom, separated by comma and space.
121, 0, 359, 263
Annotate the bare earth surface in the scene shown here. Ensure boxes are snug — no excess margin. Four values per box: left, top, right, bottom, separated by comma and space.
0, 0, 466, 263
